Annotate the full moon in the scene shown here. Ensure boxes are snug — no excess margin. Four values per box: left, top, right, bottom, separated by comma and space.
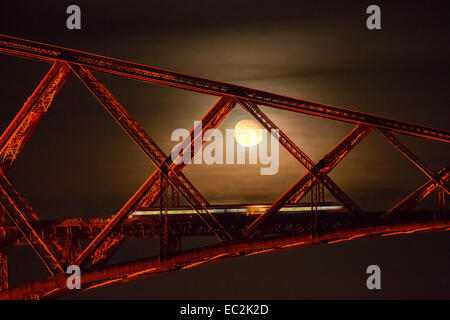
234, 119, 262, 147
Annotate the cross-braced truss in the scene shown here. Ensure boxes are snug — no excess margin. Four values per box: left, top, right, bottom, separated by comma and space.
0, 34, 448, 299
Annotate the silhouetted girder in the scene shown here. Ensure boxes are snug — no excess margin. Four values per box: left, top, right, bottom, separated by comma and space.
0, 34, 448, 144
0, 62, 69, 255
435, 185, 445, 221
242, 124, 373, 238
139, 96, 236, 207
90, 96, 235, 266
237, 98, 365, 222
0, 247, 6, 291
377, 128, 450, 195
383, 166, 450, 218
62, 234, 81, 266
159, 171, 170, 261
289, 125, 373, 203
69, 65, 232, 267
171, 184, 180, 207
0, 172, 63, 275
1, 216, 449, 300
0, 61, 71, 172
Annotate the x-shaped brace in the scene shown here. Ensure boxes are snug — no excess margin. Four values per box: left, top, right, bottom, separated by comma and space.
236, 98, 370, 237
69, 64, 236, 266
0, 62, 70, 274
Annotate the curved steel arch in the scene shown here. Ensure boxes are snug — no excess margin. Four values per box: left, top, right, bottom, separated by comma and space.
0, 217, 448, 300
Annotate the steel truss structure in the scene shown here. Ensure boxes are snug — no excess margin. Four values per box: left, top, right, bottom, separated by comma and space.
0, 34, 448, 299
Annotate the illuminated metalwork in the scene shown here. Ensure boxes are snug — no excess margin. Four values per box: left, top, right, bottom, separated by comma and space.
0, 61, 70, 171
0, 172, 63, 275
0, 35, 448, 143
0, 212, 448, 300
0, 34, 448, 299
383, 166, 450, 218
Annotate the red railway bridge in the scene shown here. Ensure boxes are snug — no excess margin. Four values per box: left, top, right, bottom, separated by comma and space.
0, 34, 448, 299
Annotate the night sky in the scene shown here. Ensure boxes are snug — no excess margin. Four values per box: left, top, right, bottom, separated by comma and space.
0, 0, 449, 299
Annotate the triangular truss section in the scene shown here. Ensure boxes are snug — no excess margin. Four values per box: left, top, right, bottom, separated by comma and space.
0, 34, 448, 299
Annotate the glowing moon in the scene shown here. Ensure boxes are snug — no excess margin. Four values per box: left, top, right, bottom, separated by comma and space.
234, 119, 262, 147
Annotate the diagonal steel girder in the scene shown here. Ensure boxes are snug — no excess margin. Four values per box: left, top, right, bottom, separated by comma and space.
237, 98, 365, 221
91, 232, 125, 266
242, 124, 373, 238
288, 125, 373, 203
90, 96, 236, 266
0, 61, 70, 227
0, 247, 6, 291
0, 171, 63, 275
70, 64, 233, 266
383, 166, 450, 218
377, 128, 450, 195
0, 61, 71, 172
138, 96, 236, 208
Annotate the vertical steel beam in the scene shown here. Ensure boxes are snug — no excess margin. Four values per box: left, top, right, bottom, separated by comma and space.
62, 234, 81, 266
434, 185, 445, 222
0, 62, 69, 269
159, 171, 169, 261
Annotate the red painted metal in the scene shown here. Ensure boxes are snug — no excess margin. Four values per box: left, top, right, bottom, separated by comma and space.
0, 248, 7, 291
377, 128, 449, 195
69, 64, 232, 267
0, 34, 448, 144
289, 125, 373, 203
0, 35, 448, 299
0, 217, 448, 300
237, 99, 365, 222
383, 166, 450, 218
0, 171, 63, 274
